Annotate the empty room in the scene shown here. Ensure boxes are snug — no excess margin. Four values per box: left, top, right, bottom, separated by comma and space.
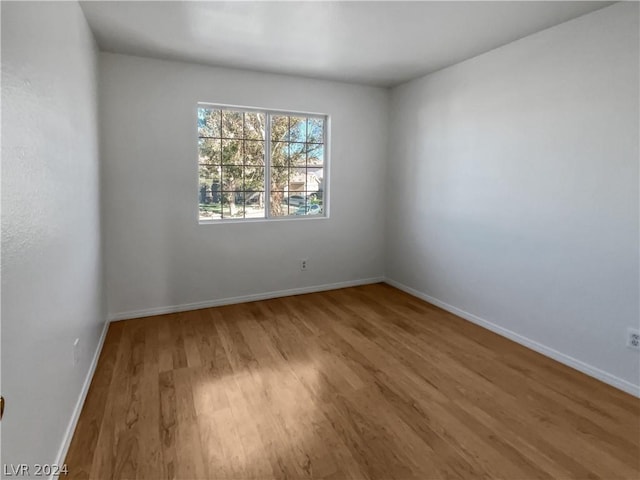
2, 1, 639, 478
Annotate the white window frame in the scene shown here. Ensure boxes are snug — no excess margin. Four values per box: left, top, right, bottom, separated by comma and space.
197, 102, 330, 224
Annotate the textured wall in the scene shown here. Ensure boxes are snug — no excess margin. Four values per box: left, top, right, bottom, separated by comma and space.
387, 3, 639, 391
1, 1, 105, 467
100, 53, 388, 319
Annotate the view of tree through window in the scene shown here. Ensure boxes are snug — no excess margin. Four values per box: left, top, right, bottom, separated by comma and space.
198, 106, 326, 221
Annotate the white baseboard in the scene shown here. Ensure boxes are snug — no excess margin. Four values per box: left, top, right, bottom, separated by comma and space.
52, 319, 110, 479
384, 278, 640, 398
108, 276, 386, 322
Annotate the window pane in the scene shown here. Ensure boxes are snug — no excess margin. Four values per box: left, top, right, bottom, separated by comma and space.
222, 139, 242, 165
198, 108, 221, 138
198, 166, 220, 217
301, 202, 323, 216
199, 138, 222, 165
289, 168, 307, 193
306, 196, 323, 215
271, 115, 289, 142
221, 165, 243, 191
270, 191, 288, 217
235, 192, 246, 218
199, 165, 221, 185
289, 143, 307, 167
244, 140, 264, 166
244, 112, 265, 140
271, 167, 288, 191
245, 192, 265, 219
222, 192, 245, 219
271, 142, 288, 167
222, 110, 243, 138
244, 166, 264, 192
199, 167, 222, 220
307, 189, 323, 203
307, 144, 324, 166
307, 166, 323, 199
307, 117, 324, 143
289, 117, 307, 142
285, 192, 306, 216
200, 208, 221, 221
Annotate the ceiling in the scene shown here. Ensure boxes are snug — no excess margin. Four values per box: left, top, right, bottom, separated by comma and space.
80, 1, 613, 87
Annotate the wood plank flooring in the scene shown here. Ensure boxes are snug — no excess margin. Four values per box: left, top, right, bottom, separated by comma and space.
65, 283, 640, 479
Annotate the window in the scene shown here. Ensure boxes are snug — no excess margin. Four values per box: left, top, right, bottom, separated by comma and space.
197, 104, 327, 222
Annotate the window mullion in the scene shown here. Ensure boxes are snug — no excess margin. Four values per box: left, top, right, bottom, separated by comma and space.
265, 113, 272, 219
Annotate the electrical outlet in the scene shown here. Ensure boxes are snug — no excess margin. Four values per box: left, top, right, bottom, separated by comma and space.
73, 338, 80, 366
627, 328, 640, 351
300, 258, 308, 271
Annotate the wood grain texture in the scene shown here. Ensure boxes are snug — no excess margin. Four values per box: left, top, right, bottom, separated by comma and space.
65, 284, 640, 479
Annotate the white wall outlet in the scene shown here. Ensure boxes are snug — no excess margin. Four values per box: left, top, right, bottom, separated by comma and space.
73, 338, 80, 366
300, 258, 308, 271
627, 328, 640, 351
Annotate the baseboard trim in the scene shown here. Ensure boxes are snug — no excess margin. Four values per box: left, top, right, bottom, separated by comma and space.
52, 319, 110, 479
108, 276, 386, 322
384, 278, 640, 398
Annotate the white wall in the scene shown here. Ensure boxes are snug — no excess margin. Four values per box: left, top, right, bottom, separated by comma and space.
387, 3, 639, 392
100, 53, 388, 319
1, 0, 105, 469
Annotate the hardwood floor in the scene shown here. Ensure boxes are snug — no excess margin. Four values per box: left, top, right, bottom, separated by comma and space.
65, 283, 640, 479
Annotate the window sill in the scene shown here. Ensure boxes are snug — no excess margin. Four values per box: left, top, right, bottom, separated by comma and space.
198, 215, 330, 225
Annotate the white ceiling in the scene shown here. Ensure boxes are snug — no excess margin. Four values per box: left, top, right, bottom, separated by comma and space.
80, 1, 613, 87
